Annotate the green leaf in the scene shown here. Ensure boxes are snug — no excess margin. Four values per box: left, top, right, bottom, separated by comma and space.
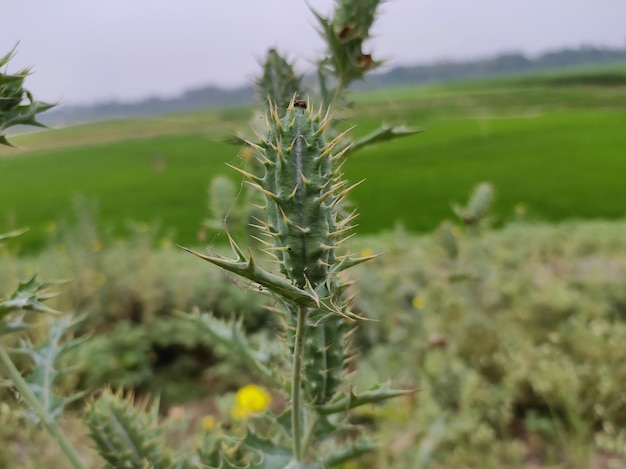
178, 244, 337, 314
0, 274, 58, 321
0, 227, 28, 241
348, 124, 423, 155
19, 316, 86, 423
315, 384, 414, 416
0, 46, 55, 146
324, 437, 377, 467
0, 45, 18, 67
184, 311, 282, 387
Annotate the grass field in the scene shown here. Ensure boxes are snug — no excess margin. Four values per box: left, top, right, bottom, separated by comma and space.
1, 66, 626, 251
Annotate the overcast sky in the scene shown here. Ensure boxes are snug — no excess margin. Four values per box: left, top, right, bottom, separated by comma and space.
2, 1, 625, 105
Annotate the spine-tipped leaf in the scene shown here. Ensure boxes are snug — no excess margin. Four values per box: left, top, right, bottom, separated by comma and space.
1, 47, 55, 146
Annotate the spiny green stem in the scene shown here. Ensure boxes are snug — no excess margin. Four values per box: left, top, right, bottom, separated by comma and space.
291, 304, 308, 462
0, 345, 86, 469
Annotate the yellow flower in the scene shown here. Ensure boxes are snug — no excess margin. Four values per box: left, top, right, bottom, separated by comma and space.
231, 384, 271, 420
90, 239, 103, 252
201, 415, 216, 431
412, 295, 424, 309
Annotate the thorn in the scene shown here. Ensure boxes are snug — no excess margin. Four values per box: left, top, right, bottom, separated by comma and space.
314, 100, 324, 122
263, 109, 270, 128
269, 100, 283, 132
320, 178, 333, 191
320, 126, 355, 159
313, 106, 333, 137
251, 215, 270, 227
294, 224, 311, 234
225, 163, 261, 183
227, 232, 247, 261
275, 135, 285, 163
267, 138, 279, 152
329, 225, 354, 238
336, 218, 357, 231
288, 115, 296, 130
287, 135, 297, 153
330, 179, 365, 207
243, 139, 264, 153
315, 192, 333, 207
333, 158, 348, 175
288, 93, 299, 110
246, 249, 256, 272
317, 259, 331, 267
260, 249, 279, 260
278, 206, 291, 226
249, 223, 269, 231
255, 152, 273, 166
288, 181, 300, 200
334, 233, 357, 244
330, 180, 348, 193
263, 246, 290, 252
337, 212, 359, 228
303, 276, 321, 308
344, 293, 356, 306
332, 143, 352, 162
245, 181, 278, 200
299, 170, 310, 185
256, 230, 278, 239
250, 235, 272, 247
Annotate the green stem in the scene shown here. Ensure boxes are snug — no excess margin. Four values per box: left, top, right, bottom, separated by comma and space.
301, 413, 320, 456
291, 304, 308, 462
330, 79, 348, 111
0, 345, 86, 469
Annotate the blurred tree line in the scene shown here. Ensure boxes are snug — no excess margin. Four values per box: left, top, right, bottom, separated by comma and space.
43, 45, 626, 126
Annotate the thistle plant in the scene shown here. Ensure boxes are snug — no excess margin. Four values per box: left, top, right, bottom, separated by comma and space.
173, 1, 421, 466
0, 47, 86, 469
0, 46, 54, 146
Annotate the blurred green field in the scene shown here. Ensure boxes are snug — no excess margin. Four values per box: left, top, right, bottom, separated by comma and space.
1, 67, 625, 251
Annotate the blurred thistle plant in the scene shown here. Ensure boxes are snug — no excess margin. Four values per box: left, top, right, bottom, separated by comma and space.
439, 182, 495, 262
452, 182, 495, 229
0, 48, 88, 469
0, 45, 54, 147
